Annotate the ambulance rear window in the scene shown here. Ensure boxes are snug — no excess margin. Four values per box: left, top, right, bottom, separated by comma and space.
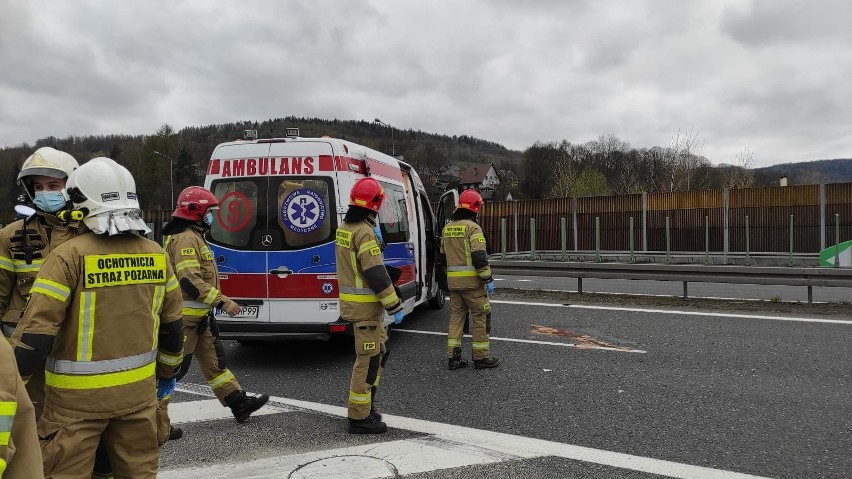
207, 177, 336, 251
275, 177, 335, 249
209, 180, 259, 248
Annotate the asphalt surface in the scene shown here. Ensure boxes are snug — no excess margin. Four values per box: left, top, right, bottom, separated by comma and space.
161, 291, 852, 478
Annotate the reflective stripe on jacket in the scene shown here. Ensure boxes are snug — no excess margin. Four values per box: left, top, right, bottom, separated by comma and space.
0, 215, 85, 330
11, 231, 183, 419
0, 338, 42, 478
335, 219, 401, 321
441, 219, 492, 290
165, 226, 228, 315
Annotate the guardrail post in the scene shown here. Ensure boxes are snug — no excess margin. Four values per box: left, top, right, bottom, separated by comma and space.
595, 216, 601, 262
578, 277, 583, 294
723, 188, 729, 265
500, 218, 507, 260
704, 215, 710, 265
572, 197, 579, 252
835, 213, 840, 268
629, 217, 636, 263
642, 192, 648, 252
665, 216, 672, 264
745, 215, 751, 266
788, 214, 794, 267
560, 217, 567, 261
513, 200, 519, 253
530, 218, 537, 260
683, 281, 688, 299
820, 184, 826, 250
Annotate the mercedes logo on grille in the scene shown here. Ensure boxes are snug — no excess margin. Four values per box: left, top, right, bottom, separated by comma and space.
261, 234, 273, 246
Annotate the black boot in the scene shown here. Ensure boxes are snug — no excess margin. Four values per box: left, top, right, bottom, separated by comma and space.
226, 390, 270, 423
168, 425, 183, 441
348, 415, 387, 434
369, 386, 382, 421
448, 347, 468, 370
473, 356, 502, 369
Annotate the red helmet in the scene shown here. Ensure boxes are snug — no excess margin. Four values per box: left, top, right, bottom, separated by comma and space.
173, 186, 219, 221
458, 189, 483, 214
349, 177, 385, 212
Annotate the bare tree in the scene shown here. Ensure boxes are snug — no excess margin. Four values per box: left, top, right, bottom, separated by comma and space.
724, 147, 756, 189
613, 150, 643, 195
667, 127, 709, 191
549, 141, 579, 198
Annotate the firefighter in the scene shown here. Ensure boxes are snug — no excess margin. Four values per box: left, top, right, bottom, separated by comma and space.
0, 147, 83, 416
11, 157, 184, 478
0, 147, 115, 477
441, 189, 501, 370
0, 337, 42, 478
335, 177, 404, 435
163, 186, 269, 427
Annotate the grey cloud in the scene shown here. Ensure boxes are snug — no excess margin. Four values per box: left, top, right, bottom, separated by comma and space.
2, 0, 852, 167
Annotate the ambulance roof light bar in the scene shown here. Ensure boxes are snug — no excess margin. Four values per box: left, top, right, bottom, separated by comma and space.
244, 129, 258, 141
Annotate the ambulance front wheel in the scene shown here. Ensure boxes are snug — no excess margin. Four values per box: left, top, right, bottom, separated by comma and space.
427, 291, 446, 310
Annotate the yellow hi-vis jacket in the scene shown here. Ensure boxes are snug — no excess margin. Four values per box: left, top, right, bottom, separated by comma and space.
165, 225, 230, 319
0, 337, 41, 478
335, 219, 402, 321
11, 231, 183, 419
441, 218, 492, 290
0, 214, 85, 337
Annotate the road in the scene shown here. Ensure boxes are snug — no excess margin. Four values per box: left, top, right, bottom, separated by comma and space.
494, 275, 851, 303
159, 292, 852, 478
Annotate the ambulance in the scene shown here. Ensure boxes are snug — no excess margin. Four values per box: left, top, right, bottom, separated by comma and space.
203, 128, 446, 342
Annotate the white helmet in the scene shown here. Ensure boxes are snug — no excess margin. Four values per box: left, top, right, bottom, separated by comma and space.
17, 147, 79, 199
66, 157, 149, 235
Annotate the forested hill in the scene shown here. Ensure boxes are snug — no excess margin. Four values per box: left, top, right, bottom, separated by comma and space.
0, 117, 523, 211
754, 158, 852, 185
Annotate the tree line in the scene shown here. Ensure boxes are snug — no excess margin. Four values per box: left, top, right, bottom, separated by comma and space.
0, 116, 835, 217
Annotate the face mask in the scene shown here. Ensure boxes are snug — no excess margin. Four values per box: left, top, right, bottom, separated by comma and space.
33, 191, 67, 213
204, 211, 214, 226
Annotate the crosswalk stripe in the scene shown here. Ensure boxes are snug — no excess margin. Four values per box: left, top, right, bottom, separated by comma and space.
163, 383, 771, 479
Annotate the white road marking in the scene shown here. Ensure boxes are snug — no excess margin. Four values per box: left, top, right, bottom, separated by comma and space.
490, 299, 852, 325
168, 398, 287, 424
394, 328, 646, 353
161, 389, 770, 479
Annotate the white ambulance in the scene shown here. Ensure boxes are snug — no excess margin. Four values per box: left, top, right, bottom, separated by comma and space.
203, 128, 446, 342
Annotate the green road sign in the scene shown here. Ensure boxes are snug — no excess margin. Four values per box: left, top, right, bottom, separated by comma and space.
820, 240, 852, 267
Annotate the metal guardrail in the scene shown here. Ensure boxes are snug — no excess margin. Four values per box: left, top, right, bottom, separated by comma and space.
489, 259, 852, 304
495, 250, 820, 267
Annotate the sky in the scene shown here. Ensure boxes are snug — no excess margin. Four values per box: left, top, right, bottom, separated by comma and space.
1, 0, 851, 168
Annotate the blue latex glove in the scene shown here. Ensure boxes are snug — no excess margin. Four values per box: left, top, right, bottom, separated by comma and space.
392, 310, 404, 324
157, 378, 176, 400
486, 282, 495, 294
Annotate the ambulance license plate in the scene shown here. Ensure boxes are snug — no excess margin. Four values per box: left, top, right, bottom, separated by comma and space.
216, 305, 259, 319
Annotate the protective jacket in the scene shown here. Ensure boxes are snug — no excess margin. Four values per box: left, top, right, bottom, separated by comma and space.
0, 213, 85, 336
164, 225, 230, 319
441, 218, 492, 290
335, 218, 402, 321
11, 231, 184, 419
0, 338, 42, 479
